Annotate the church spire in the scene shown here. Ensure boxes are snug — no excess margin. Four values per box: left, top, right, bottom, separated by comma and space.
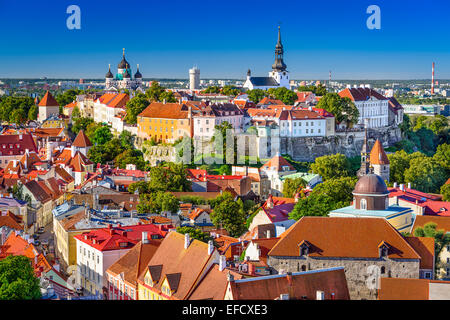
272, 26, 287, 72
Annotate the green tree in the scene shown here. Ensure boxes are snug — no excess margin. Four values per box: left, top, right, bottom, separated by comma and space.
156, 192, 180, 214
0, 255, 41, 300
282, 177, 307, 198
119, 130, 135, 149
441, 183, 450, 201
310, 153, 351, 181
203, 86, 221, 94
210, 197, 247, 237
246, 89, 267, 104
434, 143, 450, 174
176, 227, 213, 243
114, 149, 146, 170
27, 105, 38, 121
289, 177, 357, 220
71, 105, 81, 120
222, 85, 241, 97
268, 87, 297, 105
159, 91, 177, 103
413, 222, 450, 274
71, 117, 94, 135
145, 81, 165, 102
317, 93, 359, 126
92, 126, 113, 145
10, 108, 26, 124
56, 89, 82, 107
404, 156, 447, 193
124, 92, 149, 124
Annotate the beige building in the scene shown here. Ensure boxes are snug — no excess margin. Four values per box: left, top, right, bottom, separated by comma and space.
38, 91, 60, 122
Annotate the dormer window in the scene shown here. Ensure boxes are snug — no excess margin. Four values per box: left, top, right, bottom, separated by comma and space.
298, 240, 310, 257
378, 241, 390, 258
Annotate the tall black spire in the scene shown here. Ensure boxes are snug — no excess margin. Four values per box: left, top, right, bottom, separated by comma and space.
358, 122, 370, 177
272, 26, 287, 72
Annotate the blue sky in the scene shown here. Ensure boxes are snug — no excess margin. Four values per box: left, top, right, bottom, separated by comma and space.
0, 0, 449, 79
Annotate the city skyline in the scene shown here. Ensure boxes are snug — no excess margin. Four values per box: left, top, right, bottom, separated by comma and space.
1, 0, 450, 79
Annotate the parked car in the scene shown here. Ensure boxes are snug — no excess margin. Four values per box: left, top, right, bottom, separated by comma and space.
37, 227, 45, 234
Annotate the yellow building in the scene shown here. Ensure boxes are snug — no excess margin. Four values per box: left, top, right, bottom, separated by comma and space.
52, 205, 92, 272
137, 102, 192, 144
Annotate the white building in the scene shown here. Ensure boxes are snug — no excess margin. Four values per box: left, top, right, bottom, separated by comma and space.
243, 27, 290, 90
38, 91, 60, 123
189, 67, 200, 90
193, 103, 244, 139
338, 88, 389, 128
93, 93, 129, 125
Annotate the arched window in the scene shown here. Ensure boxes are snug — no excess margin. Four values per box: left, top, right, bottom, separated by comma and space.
360, 198, 367, 210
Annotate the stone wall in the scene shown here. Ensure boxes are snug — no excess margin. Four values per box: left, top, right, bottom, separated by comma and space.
280, 125, 402, 162
268, 255, 419, 300
144, 146, 177, 166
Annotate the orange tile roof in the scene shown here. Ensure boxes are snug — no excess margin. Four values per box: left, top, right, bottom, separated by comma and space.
64, 101, 77, 109
98, 93, 129, 108
269, 217, 421, 260
69, 151, 93, 172
405, 237, 434, 270
138, 231, 216, 300
188, 265, 243, 300
412, 215, 450, 234
138, 102, 190, 119
258, 97, 285, 105
0, 232, 38, 260
229, 267, 350, 300
38, 91, 59, 107
72, 130, 92, 147
107, 241, 161, 287
261, 155, 295, 172
0, 211, 23, 230
379, 278, 429, 300
370, 139, 389, 165
188, 208, 211, 221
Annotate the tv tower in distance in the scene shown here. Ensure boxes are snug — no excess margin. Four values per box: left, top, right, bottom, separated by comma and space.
431, 62, 435, 95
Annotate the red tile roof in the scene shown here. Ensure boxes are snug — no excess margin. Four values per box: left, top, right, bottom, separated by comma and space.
338, 88, 387, 101
0, 133, 38, 156
379, 278, 429, 300
405, 236, 434, 270
370, 140, 389, 165
72, 130, 92, 147
138, 102, 190, 119
74, 224, 171, 252
38, 91, 59, 107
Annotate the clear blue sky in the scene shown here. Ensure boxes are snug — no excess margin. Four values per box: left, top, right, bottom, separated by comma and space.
0, 0, 449, 79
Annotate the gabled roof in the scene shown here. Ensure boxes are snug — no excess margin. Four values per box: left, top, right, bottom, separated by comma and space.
268, 217, 421, 260
38, 91, 59, 107
370, 140, 389, 165
0, 133, 38, 155
72, 130, 92, 148
69, 151, 94, 172
338, 88, 387, 102
188, 265, 243, 300
107, 241, 161, 287
139, 231, 217, 300
257, 97, 285, 105
24, 180, 52, 203
261, 155, 295, 172
0, 232, 38, 260
97, 93, 129, 108
0, 211, 23, 230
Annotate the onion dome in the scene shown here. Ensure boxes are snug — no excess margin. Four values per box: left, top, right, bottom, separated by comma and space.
123, 64, 131, 78
134, 64, 142, 79
353, 174, 389, 195
118, 48, 129, 69
105, 64, 113, 78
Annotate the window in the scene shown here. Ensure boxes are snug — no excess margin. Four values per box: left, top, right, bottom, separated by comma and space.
360, 199, 367, 210
381, 266, 385, 274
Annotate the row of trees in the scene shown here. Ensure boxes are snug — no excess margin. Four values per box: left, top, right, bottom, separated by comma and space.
388, 144, 449, 193
0, 96, 37, 124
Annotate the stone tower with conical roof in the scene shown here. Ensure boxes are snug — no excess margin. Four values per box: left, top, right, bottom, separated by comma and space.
369, 139, 390, 182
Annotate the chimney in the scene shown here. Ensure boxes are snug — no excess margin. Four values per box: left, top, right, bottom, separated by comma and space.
142, 231, 149, 244
266, 230, 271, 238
316, 290, 325, 300
19, 134, 23, 140
184, 233, 190, 249
399, 184, 405, 192
227, 271, 234, 282
208, 240, 214, 255
407, 182, 411, 189
219, 255, 226, 272
393, 182, 398, 188
294, 192, 300, 203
